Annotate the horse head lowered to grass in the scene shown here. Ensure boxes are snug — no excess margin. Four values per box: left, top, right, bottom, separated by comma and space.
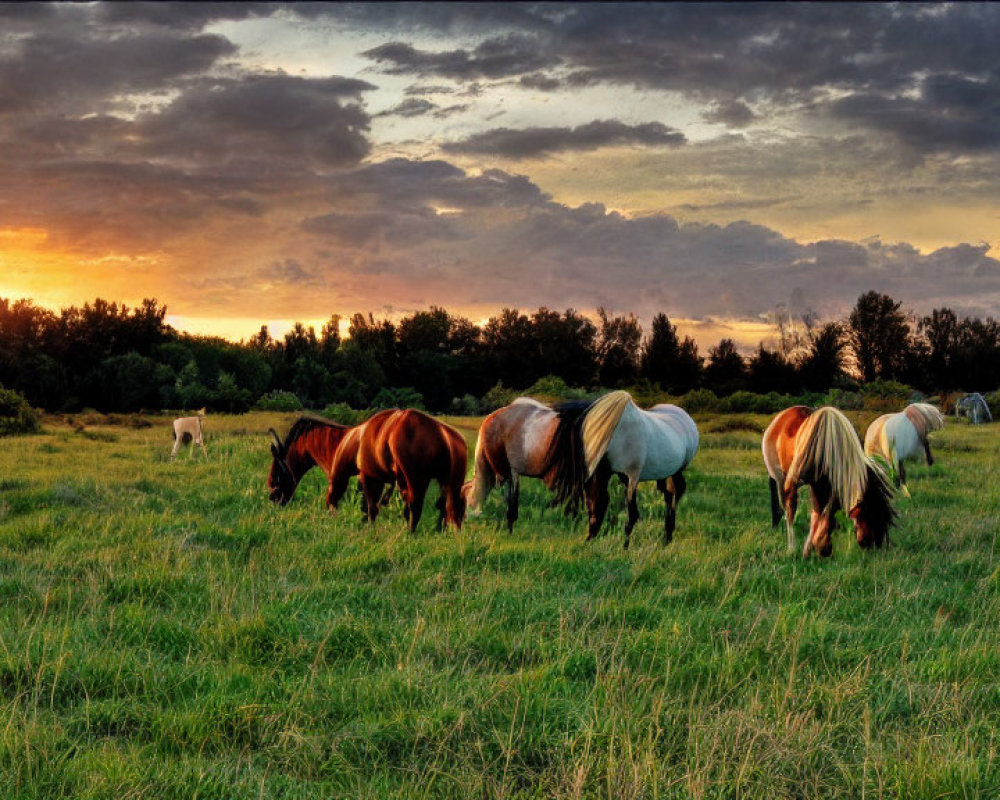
763, 406, 896, 557
267, 416, 353, 505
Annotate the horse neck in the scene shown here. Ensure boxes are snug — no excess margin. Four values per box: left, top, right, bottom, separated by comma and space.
296, 425, 349, 476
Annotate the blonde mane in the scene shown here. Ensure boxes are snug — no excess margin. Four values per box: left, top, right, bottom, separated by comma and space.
903, 402, 945, 438
788, 406, 881, 511
581, 390, 632, 477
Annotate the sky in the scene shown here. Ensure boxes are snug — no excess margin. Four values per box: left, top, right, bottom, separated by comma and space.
2, 2, 1000, 348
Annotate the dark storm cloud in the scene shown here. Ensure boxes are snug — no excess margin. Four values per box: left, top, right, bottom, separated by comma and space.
703, 100, 756, 129
362, 34, 559, 81
0, 27, 236, 116
443, 120, 686, 159
830, 72, 1000, 153
292, 159, 1000, 321
375, 98, 437, 118
350, 3, 1000, 156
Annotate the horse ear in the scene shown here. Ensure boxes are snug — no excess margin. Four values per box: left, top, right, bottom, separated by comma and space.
268, 428, 284, 455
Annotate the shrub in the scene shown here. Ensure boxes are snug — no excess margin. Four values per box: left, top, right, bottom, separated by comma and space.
860, 380, 912, 411
0, 387, 41, 436
449, 394, 480, 416
826, 388, 864, 410
984, 391, 1000, 422
480, 382, 515, 413
372, 386, 424, 411
321, 403, 376, 426
677, 388, 720, 413
255, 390, 303, 412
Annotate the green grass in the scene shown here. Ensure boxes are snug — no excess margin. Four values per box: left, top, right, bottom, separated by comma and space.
1, 410, 999, 798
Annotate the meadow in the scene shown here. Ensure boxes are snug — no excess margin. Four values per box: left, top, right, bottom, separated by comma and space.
0, 409, 998, 799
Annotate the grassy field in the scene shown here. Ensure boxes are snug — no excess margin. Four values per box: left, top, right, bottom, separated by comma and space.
0, 409, 999, 798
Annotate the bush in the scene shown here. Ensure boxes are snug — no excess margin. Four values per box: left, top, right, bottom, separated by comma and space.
449, 394, 480, 416
860, 380, 913, 411
372, 386, 424, 411
677, 388, 720, 413
826, 388, 864, 410
984, 391, 1000, 422
320, 403, 376, 426
255, 390, 303, 412
0, 387, 41, 436
480, 382, 515, 413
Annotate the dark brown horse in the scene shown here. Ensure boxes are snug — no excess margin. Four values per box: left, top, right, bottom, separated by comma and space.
327, 409, 467, 532
267, 416, 393, 510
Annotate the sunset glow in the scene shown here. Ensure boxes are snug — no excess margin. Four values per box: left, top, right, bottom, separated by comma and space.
3, 3, 1000, 345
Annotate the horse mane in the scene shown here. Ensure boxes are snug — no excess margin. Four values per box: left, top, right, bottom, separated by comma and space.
580, 390, 632, 478
857, 462, 897, 547
280, 415, 348, 450
788, 406, 874, 512
904, 402, 945, 437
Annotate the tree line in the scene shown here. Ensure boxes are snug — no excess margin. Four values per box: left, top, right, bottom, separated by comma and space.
1, 291, 998, 414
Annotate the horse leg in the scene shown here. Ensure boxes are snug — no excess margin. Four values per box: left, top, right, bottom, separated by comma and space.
504, 473, 520, 533
586, 467, 611, 542
435, 491, 447, 531
327, 469, 353, 513
360, 477, 385, 524
405, 476, 429, 534
661, 471, 686, 545
898, 460, 907, 489
784, 487, 799, 555
806, 484, 834, 557
380, 483, 395, 506
170, 436, 181, 460
923, 440, 934, 466
623, 475, 640, 551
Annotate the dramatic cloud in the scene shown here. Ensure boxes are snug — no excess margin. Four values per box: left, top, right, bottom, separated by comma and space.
2, 2, 1000, 341
443, 120, 686, 159
362, 34, 559, 81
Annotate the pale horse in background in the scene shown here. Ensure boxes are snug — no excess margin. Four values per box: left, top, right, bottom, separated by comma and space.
171, 408, 207, 459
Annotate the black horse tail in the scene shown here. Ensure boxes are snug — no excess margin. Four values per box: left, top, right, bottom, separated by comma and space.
769, 476, 782, 528
544, 401, 591, 515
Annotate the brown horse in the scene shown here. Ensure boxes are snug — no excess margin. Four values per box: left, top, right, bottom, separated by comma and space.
327, 409, 467, 532
464, 397, 587, 532
762, 406, 896, 557
267, 416, 393, 510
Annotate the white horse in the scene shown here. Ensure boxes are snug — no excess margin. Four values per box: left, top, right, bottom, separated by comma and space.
551, 390, 699, 549
864, 402, 944, 497
171, 408, 207, 459
955, 393, 992, 425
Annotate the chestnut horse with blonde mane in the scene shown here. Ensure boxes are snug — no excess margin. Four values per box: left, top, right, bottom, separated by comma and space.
762, 406, 896, 557
464, 397, 587, 532
864, 402, 945, 497
327, 408, 467, 532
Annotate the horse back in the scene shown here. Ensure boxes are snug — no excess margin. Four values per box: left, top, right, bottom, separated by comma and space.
762, 405, 814, 478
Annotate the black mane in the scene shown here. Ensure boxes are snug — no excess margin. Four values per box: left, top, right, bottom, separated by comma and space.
544, 399, 597, 513
858, 463, 897, 548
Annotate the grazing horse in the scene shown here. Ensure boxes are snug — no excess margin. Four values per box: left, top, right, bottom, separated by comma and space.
864, 403, 945, 496
267, 416, 395, 509
762, 406, 896, 557
955, 393, 992, 425
549, 390, 699, 549
171, 408, 206, 459
267, 416, 352, 505
463, 397, 587, 532
327, 408, 467, 532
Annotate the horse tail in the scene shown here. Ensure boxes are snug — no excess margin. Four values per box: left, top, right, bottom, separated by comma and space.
580, 390, 631, 478
769, 476, 782, 527
465, 431, 494, 512
789, 406, 869, 512
545, 401, 592, 514
905, 402, 945, 436
445, 429, 469, 528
